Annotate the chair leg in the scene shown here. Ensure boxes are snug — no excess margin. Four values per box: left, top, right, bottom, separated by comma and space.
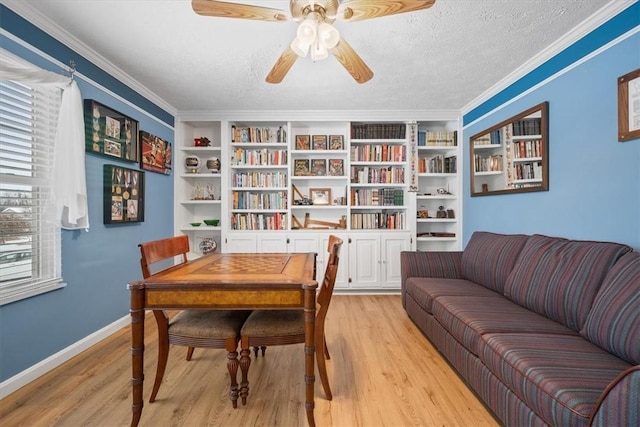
252, 345, 267, 357
315, 322, 332, 400
150, 311, 170, 403
186, 347, 195, 361
240, 337, 251, 405
324, 340, 330, 360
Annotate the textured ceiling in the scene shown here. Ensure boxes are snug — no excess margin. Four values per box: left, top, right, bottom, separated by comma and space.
6, 0, 619, 115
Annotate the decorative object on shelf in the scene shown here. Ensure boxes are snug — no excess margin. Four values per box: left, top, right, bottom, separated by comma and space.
417, 207, 429, 218
310, 188, 331, 205
203, 219, 220, 226
140, 131, 172, 175
205, 156, 221, 173
190, 222, 202, 227
311, 158, 326, 176
198, 237, 218, 254
194, 136, 211, 147
295, 135, 310, 150
329, 135, 344, 150
436, 206, 447, 218
103, 165, 144, 224
291, 213, 346, 230
312, 135, 328, 150
294, 159, 310, 176
185, 155, 200, 173
328, 159, 344, 176
84, 99, 139, 162
618, 68, 640, 142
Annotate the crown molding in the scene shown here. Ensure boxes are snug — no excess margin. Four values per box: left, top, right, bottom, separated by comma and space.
461, 0, 637, 115
2, 0, 177, 116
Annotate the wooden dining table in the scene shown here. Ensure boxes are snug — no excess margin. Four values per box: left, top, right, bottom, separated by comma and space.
127, 252, 318, 427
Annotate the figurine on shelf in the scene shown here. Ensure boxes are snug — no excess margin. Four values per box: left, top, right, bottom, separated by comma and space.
193, 183, 205, 200
206, 184, 215, 200
206, 156, 221, 174
194, 137, 211, 147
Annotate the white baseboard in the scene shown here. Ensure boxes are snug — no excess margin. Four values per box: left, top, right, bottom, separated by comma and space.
0, 314, 130, 399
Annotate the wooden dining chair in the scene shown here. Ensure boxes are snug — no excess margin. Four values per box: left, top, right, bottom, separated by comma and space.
239, 235, 343, 403
138, 235, 251, 407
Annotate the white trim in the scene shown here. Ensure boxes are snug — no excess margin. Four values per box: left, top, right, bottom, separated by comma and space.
462, 27, 640, 130
0, 314, 130, 399
462, 0, 637, 116
1, 29, 175, 132
177, 109, 462, 122
0, 280, 66, 307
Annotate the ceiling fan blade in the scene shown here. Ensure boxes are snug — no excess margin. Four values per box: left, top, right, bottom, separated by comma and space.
192, 0, 289, 22
330, 37, 373, 84
338, 0, 435, 22
266, 46, 299, 84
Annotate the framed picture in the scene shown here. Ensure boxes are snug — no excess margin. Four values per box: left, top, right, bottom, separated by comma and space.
618, 68, 640, 142
295, 135, 311, 150
84, 99, 139, 162
328, 158, 344, 176
329, 135, 344, 150
310, 188, 331, 205
140, 131, 172, 175
312, 135, 328, 150
294, 159, 310, 176
311, 158, 326, 176
103, 165, 144, 224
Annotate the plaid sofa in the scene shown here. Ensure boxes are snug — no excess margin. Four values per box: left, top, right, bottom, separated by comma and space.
401, 231, 639, 427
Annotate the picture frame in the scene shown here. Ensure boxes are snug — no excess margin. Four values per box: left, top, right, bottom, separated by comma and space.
328, 158, 344, 176
618, 68, 640, 142
310, 188, 331, 205
312, 135, 328, 150
294, 159, 310, 176
329, 135, 344, 150
295, 135, 311, 150
140, 131, 172, 175
103, 164, 144, 224
311, 158, 327, 176
84, 99, 139, 162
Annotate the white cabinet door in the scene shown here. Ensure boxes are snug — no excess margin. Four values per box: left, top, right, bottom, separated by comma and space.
381, 233, 410, 288
319, 232, 349, 289
349, 235, 380, 288
225, 234, 256, 253
257, 234, 288, 253
288, 233, 319, 254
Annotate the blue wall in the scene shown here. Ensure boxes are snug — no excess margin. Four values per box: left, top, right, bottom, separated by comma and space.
0, 6, 174, 381
463, 28, 640, 248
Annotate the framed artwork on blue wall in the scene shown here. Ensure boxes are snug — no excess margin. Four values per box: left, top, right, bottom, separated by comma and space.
103, 165, 144, 224
618, 68, 640, 142
84, 99, 139, 162
140, 130, 172, 174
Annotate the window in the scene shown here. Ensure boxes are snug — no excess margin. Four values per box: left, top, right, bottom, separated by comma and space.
0, 77, 64, 305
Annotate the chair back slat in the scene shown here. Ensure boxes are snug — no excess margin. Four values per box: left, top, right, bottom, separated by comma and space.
139, 235, 189, 278
317, 235, 343, 309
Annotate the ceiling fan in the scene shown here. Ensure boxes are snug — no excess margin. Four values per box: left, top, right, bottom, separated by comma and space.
191, 0, 436, 84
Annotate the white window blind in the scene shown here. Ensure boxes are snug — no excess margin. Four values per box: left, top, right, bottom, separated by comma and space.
0, 78, 64, 305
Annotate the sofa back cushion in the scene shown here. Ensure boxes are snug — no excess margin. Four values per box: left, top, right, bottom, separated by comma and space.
504, 234, 631, 331
580, 251, 640, 365
461, 231, 528, 293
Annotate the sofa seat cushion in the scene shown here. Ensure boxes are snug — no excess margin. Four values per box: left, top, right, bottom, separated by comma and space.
461, 231, 529, 293
404, 277, 501, 314
481, 333, 632, 427
432, 295, 577, 356
580, 251, 640, 365
504, 234, 631, 331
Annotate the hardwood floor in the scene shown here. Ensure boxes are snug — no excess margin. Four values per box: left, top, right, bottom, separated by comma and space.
0, 295, 499, 426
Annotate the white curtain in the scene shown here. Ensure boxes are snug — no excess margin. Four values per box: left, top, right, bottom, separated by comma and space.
0, 52, 89, 230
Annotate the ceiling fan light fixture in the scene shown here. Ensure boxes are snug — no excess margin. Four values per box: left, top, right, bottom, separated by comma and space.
297, 17, 317, 45
317, 22, 339, 49
310, 40, 329, 61
290, 37, 310, 57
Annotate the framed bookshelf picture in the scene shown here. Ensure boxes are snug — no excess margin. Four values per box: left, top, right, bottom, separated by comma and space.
140, 131, 172, 175
312, 135, 328, 150
329, 135, 344, 150
103, 164, 145, 224
311, 158, 326, 176
310, 188, 331, 205
328, 158, 344, 176
84, 99, 139, 162
294, 159, 310, 176
295, 135, 310, 150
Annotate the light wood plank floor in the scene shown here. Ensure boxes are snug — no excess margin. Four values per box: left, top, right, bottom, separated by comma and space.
0, 295, 499, 427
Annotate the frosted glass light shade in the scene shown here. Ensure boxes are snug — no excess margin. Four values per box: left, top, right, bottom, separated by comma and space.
310, 41, 328, 61
317, 22, 340, 49
297, 18, 317, 45
291, 37, 310, 57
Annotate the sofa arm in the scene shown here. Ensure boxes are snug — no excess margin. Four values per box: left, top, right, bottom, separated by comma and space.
400, 251, 463, 308
589, 365, 640, 427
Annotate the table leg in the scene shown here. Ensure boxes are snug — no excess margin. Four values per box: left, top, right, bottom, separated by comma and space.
129, 285, 145, 427
303, 283, 317, 427
239, 340, 251, 405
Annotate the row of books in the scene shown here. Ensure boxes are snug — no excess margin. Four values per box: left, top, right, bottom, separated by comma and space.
233, 148, 287, 166
417, 130, 457, 146
513, 139, 542, 159
474, 128, 502, 146
351, 123, 406, 140
350, 188, 404, 206
232, 191, 287, 210
350, 144, 406, 162
419, 155, 457, 174
232, 171, 287, 188
230, 212, 287, 230
350, 212, 406, 230
231, 125, 287, 143
512, 118, 541, 136
474, 154, 503, 173
350, 166, 405, 184
513, 161, 543, 181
